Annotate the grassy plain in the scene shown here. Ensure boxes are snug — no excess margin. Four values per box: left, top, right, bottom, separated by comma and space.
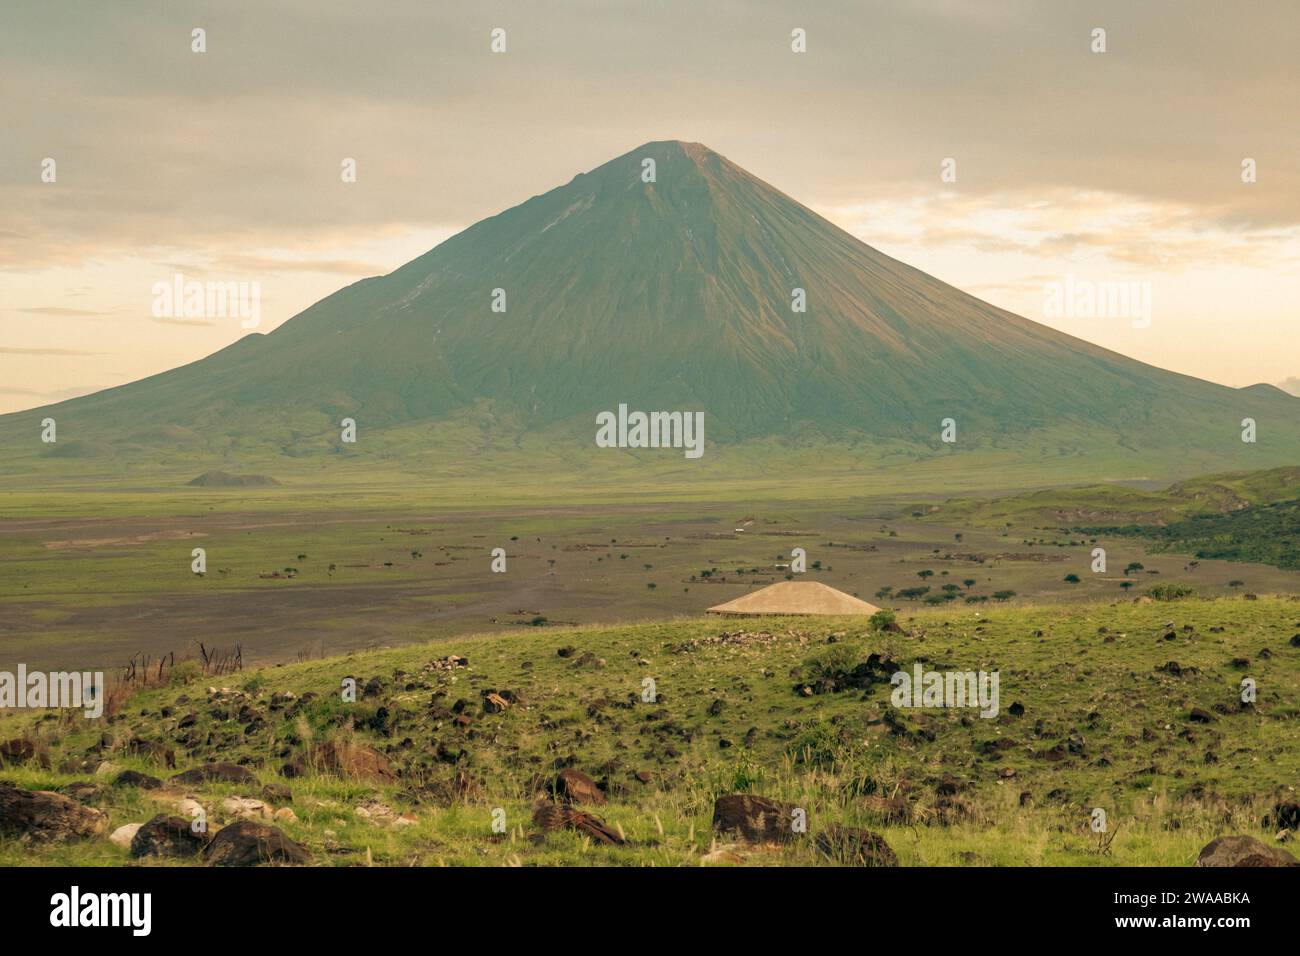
1, 597, 1297, 866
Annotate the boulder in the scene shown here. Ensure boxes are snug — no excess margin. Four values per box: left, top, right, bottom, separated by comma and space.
60, 782, 108, 805
815, 825, 897, 866
109, 823, 142, 849
554, 768, 605, 805
127, 738, 176, 768
0, 782, 107, 844
1194, 835, 1298, 867
531, 804, 624, 845
0, 738, 47, 767
712, 794, 798, 843
114, 770, 163, 790
262, 783, 293, 804
1269, 801, 1300, 831
221, 796, 273, 820
130, 814, 207, 858
308, 741, 395, 782
170, 762, 259, 786
203, 820, 310, 866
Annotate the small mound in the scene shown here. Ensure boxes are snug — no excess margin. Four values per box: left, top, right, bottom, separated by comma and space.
187, 471, 280, 488
707, 581, 881, 616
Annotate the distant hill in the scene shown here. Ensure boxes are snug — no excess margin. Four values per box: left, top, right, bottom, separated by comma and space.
2, 140, 1297, 486
1276, 377, 1300, 397
187, 471, 280, 488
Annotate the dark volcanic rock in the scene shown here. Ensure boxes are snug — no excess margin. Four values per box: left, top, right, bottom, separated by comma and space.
170, 761, 259, 786
0, 738, 46, 766
712, 793, 798, 843
308, 741, 395, 782
0, 781, 107, 844
130, 814, 206, 858
114, 770, 163, 790
127, 737, 177, 768
1269, 801, 1300, 831
815, 825, 897, 866
1194, 835, 1298, 867
554, 768, 605, 805
203, 820, 310, 866
531, 804, 625, 845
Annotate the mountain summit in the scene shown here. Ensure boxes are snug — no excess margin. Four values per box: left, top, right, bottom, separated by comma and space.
4, 140, 1297, 475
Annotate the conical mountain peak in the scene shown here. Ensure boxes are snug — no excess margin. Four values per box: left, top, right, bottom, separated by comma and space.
2, 141, 1296, 474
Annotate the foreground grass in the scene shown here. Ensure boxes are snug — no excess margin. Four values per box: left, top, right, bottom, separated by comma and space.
2, 596, 1298, 866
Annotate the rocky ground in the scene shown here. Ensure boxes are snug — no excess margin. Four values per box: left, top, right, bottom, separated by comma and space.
2, 596, 1299, 866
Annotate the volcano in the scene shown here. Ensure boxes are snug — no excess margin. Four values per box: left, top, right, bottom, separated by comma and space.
4, 140, 1297, 477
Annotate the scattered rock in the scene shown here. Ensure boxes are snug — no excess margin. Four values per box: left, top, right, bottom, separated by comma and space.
203, 820, 310, 866
60, 782, 107, 805
0, 782, 107, 844
862, 795, 911, 824
554, 768, 605, 805
308, 741, 395, 782
109, 823, 142, 849
531, 804, 624, 845
114, 770, 162, 790
262, 783, 292, 804
815, 825, 897, 866
221, 796, 273, 821
0, 738, 47, 767
1268, 802, 1300, 831
126, 738, 176, 768
1195, 835, 1298, 867
712, 794, 797, 843
131, 814, 207, 858
170, 762, 259, 786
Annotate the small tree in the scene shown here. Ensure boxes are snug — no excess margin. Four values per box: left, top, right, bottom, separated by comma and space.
868, 609, 896, 632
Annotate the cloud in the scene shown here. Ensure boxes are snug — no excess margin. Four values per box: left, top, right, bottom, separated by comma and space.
0, 346, 101, 355
12, 306, 125, 318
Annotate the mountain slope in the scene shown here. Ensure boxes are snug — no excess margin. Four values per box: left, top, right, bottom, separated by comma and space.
3, 140, 1297, 477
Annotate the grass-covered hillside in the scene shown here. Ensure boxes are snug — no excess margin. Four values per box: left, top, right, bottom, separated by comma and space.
923, 467, 1299, 531
3, 597, 1298, 866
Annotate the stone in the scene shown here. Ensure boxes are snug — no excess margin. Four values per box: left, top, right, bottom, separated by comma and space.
203, 820, 310, 866
554, 768, 605, 805
712, 794, 797, 843
131, 814, 207, 858
815, 825, 897, 866
1194, 835, 1298, 867
0, 782, 107, 844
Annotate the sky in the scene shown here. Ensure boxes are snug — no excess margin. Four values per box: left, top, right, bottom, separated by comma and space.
2, 0, 1298, 413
